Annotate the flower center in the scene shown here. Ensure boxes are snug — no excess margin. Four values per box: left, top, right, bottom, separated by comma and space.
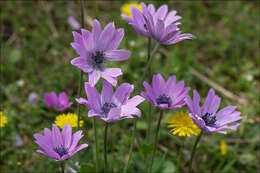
101, 102, 117, 116
156, 94, 172, 107
144, 24, 148, 30
53, 145, 68, 157
90, 51, 105, 69
201, 112, 216, 126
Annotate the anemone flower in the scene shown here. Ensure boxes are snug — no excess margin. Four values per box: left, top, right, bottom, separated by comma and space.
141, 73, 190, 110
34, 124, 88, 161
71, 19, 130, 86
186, 89, 242, 134
44, 92, 73, 111
122, 2, 195, 45
76, 80, 144, 122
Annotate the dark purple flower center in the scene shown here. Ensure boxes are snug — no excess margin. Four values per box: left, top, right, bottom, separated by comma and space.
101, 102, 117, 116
202, 112, 216, 126
90, 51, 105, 69
144, 24, 148, 30
156, 94, 172, 107
53, 145, 68, 157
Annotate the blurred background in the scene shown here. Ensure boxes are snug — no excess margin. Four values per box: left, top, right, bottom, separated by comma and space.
1, 0, 259, 172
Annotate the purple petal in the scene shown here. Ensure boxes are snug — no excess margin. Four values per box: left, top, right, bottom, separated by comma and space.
59, 92, 68, 105
140, 92, 155, 106
104, 50, 130, 61
62, 124, 72, 149
84, 82, 101, 111
92, 19, 102, 47
71, 42, 86, 57
51, 124, 63, 148
208, 95, 221, 115
113, 83, 134, 105
185, 96, 194, 114
164, 10, 178, 26
121, 14, 133, 23
98, 22, 115, 51
72, 31, 83, 45
76, 98, 91, 109
154, 4, 168, 20
101, 80, 114, 104
201, 88, 215, 115
165, 75, 176, 94
108, 28, 125, 50
152, 74, 166, 97
69, 144, 88, 157
192, 90, 201, 116
215, 106, 237, 120
106, 107, 121, 122
143, 81, 156, 101
101, 68, 122, 86
71, 57, 93, 73
44, 92, 58, 106
154, 19, 165, 41
69, 130, 83, 152
88, 71, 101, 86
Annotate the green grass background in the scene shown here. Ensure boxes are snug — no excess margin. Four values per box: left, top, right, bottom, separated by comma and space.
1, 0, 259, 172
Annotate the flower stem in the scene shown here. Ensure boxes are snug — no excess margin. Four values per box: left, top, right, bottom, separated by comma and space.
60, 162, 65, 173
176, 138, 185, 172
123, 118, 137, 173
147, 38, 152, 137
93, 118, 99, 172
148, 110, 164, 173
189, 131, 203, 172
77, 0, 85, 130
104, 123, 108, 173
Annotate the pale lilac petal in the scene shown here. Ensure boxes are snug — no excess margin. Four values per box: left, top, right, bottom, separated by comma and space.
69, 144, 88, 157
106, 108, 121, 122
113, 83, 134, 105
185, 96, 194, 114
154, 4, 168, 20
75, 98, 91, 109
51, 124, 63, 147
44, 92, 58, 106
72, 31, 83, 45
71, 57, 93, 73
152, 74, 165, 97
154, 19, 165, 41
84, 82, 101, 111
140, 92, 155, 105
59, 92, 68, 105
121, 14, 133, 23
88, 71, 101, 87
109, 28, 124, 50
143, 81, 156, 100
92, 19, 102, 47
215, 106, 237, 120
101, 68, 122, 86
208, 95, 221, 115
88, 109, 101, 117
192, 90, 201, 115
165, 75, 176, 94
201, 88, 215, 115
69, 130, 83, 152
104, 50, 130, 61
98, 22, 115, 51
101, 80, 113, 104
62, 124, 72, 149
71, 42, 86, 57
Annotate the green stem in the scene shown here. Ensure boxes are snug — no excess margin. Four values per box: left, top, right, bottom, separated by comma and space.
189, 131, 203, 172
104, 123, 108, 173
148, 110, 164, 173
176, 138, 185, 173
123, 118, 137, 173
60, 162, 65, 173
147, 38, 152, 137
93, 118, 99, 172
77, 0, 85, 130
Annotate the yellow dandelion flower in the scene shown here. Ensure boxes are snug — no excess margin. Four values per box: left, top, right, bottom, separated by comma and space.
121, 2, 142, 19
0, 111, 8, 128
17, 161, 21, 166
220, 140, 227, 155
168, 111, 201, 137
54, 113, 84, 129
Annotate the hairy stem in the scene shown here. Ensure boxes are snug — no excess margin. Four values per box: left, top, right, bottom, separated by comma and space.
147, 38, 152, 137
176, 138, 185, 172
60, 162, 65, 173
148, 110, 164, 173
93, 118, 99, 172
189, 131, 203, 172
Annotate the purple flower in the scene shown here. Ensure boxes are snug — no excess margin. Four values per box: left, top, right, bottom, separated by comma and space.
67, 16, 81, 30
122, 2, 195, 45
71, 19, 130, 86
34, 124, 88, 161
186, 89, 242, 134
44, 92, 73, 111
141, 74, 190, 110
76, 80, 144, 122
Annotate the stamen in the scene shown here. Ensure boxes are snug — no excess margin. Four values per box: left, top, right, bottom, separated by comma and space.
156, 94, 172, 107
89, 51, 105, 69
144, 24, 148, 30
202, 112, 216, 126
101, 102, 117, 116
53, 145, 68, 157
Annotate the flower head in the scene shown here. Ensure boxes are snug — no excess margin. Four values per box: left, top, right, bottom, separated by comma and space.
141, 74, 190, 110
44, 92, 73, 111
55, 113, 84, 129
186, 88, 242, 134
71, 19, 130, 86
0, 112, 7, 128
34, 124, 88, 161
76, 80, 145, 123
122, 2, 195, 45
220, 140, 227, 155
168, 111, 201, 136
121, 2, 142, 19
